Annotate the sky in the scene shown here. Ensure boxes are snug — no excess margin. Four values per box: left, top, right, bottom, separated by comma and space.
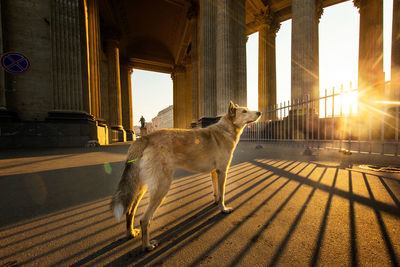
132, 0, 394, 124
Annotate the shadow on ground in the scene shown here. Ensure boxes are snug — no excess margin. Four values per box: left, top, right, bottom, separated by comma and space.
0, 142, 399, 266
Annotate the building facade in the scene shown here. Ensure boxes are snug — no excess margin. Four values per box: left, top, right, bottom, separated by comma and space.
152, 105, 173, 130
0, 0, 398, 148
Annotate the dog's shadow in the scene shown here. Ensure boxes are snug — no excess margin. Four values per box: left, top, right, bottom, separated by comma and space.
71, 203, 223, 266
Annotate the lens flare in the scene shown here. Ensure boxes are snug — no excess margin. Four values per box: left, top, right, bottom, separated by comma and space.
104, 162, 112, 174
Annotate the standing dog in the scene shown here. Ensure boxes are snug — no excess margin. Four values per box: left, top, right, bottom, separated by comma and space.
111, 101, 261, 251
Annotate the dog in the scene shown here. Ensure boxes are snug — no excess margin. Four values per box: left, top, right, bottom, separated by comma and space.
111, 101, 261, 251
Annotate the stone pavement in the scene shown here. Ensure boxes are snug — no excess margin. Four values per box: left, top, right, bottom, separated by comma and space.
0, 142, 399, 266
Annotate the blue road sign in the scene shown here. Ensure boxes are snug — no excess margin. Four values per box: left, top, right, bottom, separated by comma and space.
1, 52, 30, 73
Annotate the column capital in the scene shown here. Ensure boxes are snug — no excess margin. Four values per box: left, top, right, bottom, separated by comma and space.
254, 7, 281, 36
353, 0, 360, 9
171, 65, 186, 80
316, 0, 324, 21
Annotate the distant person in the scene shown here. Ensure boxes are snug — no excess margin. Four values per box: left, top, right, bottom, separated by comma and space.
139, 116, 146, 128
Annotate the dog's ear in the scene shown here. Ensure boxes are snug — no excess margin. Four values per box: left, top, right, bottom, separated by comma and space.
228, 101, 236, 117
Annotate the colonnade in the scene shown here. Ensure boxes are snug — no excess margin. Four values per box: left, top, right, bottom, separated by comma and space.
173, 0, 247, 128
255, 0, 399, 116
48, 0, 133, 143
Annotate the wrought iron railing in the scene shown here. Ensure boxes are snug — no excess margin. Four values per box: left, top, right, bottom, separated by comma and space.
241, 82, 400, 156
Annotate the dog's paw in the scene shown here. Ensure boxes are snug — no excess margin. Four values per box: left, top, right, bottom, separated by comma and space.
221, 207, 233, 214
127, 228, 141, 239
143, 240, 158, 252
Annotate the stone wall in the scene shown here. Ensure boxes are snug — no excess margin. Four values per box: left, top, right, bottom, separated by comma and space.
3, 0, 52, 121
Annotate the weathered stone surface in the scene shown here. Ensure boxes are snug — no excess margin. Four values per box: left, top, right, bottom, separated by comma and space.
257, 8, 280, 117
3, 0, 52, 121
172, 67, 192, 128
198, 0, 217, 118
357, 0, 384, 98
216, 0, 247, 116
391, 0, 400, 98
106, 40, 123, 129
291, 0, 320, 101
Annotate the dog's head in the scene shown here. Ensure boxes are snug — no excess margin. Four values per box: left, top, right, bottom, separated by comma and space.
228, 101, 261, 128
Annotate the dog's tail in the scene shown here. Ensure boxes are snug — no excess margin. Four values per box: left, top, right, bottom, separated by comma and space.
110, 137, 149, 221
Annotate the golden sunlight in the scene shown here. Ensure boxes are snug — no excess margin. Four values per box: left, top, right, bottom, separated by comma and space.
319, 85, 358, 118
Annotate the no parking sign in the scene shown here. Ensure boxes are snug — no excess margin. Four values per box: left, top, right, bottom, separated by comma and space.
1, 52, 30, 73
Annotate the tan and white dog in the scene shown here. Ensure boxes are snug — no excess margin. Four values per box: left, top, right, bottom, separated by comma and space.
111, 101, 261, 251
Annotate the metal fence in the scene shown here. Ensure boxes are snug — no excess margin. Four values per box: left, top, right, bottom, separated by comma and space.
241, 82, 400, 156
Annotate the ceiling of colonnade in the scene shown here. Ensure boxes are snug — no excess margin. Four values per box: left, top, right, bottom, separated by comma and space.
99, 0, 191, 73
245, 0, 347, 35
99, 0, 347, 73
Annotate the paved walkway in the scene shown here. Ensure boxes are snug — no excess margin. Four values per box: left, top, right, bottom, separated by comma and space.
0, 142, 399, 266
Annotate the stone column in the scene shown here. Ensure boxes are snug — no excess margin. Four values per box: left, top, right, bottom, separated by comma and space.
172, 66, 187, 128
0, 0, 5, 112
216, 0, 234, 116
391, 0, 400, 95
216, 0, 247, 116
185, 64, 193, 127
120, 63, 134, 140
233, 0, 247, 107
86, 0, 102, 120
51, 0, 86, 114
106, 39, 123, 130
354, 0, 384, 99
188, 3, 200, 127
256, 8, 280, 117
291, 0, 322, 102
198, 0, 217, 125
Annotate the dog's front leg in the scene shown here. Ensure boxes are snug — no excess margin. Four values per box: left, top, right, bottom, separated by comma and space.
211, 169, 219, 204
217, 169, 233, 214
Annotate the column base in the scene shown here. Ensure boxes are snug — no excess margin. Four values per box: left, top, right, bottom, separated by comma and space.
125, 130, 136, 141
96, 120, 109, 146
198, 117, 221, 128
45, 111, 99, 146
109, 125, 126, 143
0, 111, 100, 148
0, 108, 19, 122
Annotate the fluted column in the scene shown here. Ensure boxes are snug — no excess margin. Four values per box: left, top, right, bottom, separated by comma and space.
172, 66, 187, 128
0, 0, 5, 111
291, 0, 322, 102
106, 39, 123, 129
51, 0, 86, 112
198, 0, 217, 119
216, 0, 247, 116
233, 0, 247, 107
216, 0, 234, 116
120, 62, 133, 132
354, 0, 384, 98
391, 0, 400, 96
185, 64, 193, 127
86, 0, 102, 120
257, 8, 280, 118
188, 3, 199, 126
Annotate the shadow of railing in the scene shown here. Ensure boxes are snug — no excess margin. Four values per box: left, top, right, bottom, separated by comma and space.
1, 152, 399, 266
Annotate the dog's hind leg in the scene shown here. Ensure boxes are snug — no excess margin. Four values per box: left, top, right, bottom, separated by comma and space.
217, 169, 233, 214
126, 185, 147, 238
140, 169, 173, 251
211, 169, 219, 204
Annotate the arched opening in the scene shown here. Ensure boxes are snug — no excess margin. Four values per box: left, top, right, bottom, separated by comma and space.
131, 69, 173, 135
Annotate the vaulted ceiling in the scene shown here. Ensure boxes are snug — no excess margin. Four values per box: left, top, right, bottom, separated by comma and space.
99, 0, 347, 73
